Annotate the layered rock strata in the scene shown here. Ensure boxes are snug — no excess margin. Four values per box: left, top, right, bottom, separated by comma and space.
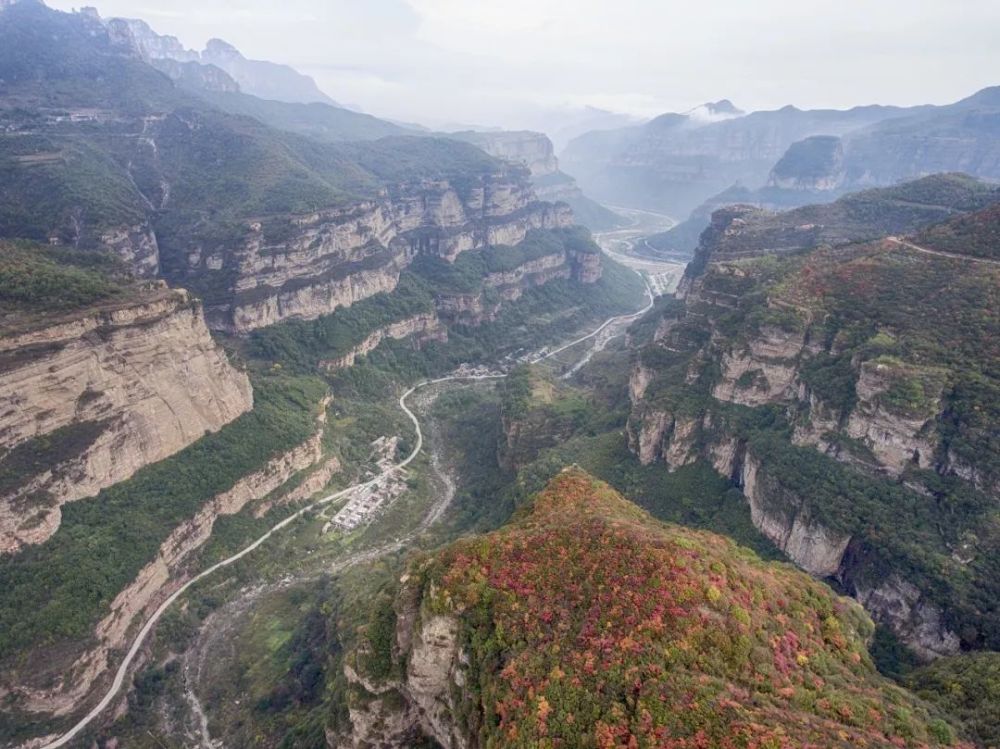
0, 288, 253, 553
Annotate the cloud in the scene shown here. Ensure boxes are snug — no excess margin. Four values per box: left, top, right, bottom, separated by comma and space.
47, 0, 1000, 132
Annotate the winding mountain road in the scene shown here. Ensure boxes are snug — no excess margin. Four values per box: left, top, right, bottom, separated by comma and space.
34, 261, 656, 749
885, 236, 1000, 266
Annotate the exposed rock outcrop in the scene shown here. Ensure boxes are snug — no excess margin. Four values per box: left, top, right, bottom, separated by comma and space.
852, 576, 961, 660
845, 360, 942, 475
448, 130, 622, 230
712, 324, 808, 407
449, 130, 559, 178
196, 176, 572, 333
739, 454, 851, 577
436, 241, 600, 327
98, 222, 161, 277
0, 288, 253, 553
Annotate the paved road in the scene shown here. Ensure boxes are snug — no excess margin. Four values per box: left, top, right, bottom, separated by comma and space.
33, 292, 654, 748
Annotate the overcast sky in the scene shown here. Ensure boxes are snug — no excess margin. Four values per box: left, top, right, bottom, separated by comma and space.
50, 0, 1000, 132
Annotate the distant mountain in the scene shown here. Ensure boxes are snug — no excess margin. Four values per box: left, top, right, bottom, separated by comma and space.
644, 138, 960, 257
200, 38, 336, 106
112, 14, 339, 106
448, 130, 626, 230
817, 89, 1000, 191
190, 90, 410, 142
535, 105, 641, 152
562, 100, 927, 217
684, 98, 745, 123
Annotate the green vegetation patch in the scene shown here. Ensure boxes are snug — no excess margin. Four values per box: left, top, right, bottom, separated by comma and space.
907, 652, 1000, 749
0, 240, 131, 315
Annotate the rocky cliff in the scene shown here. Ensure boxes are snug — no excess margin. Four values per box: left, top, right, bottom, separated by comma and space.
192, 174, 572, 333
336, 469, 969, 748
448, 130, 559, 178
0, 287, 253, 554
680, 173, 1000, 278
629, 194, 1000, 657
433, 229, 602, 327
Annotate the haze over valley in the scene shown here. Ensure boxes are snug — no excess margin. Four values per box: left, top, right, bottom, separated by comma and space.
1, 2, 1000, 748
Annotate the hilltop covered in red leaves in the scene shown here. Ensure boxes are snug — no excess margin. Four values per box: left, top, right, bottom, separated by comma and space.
418, 469, 968, 748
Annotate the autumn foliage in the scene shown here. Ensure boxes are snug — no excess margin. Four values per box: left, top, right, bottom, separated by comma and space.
420, 469, 967, 748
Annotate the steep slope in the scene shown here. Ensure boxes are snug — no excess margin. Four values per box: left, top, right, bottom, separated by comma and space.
682, 174, 1000, 269
644, 166, 999, 259
338, 469, 968, 748
190, 90, 409, 142
643, 183, 812, 258
628, 197, 1000, 658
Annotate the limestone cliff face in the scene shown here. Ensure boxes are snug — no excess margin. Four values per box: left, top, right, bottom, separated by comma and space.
767, 135, 846, 192
712, 324, 810, 407
627, 282, 973, 658
448, 130, 559, 178
189, 175, 572, 333
3, 399, 333, 716
448, 130, 623, 229
739, 454, 851, 577
851, 576, 961, 660
319, 313, 447, 372
98, 222, 161, 277
845, 360, 941, 475
626, 404, 698, 470
0, 288, 253, 554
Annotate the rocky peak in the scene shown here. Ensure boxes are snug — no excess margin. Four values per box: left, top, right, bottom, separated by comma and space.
203, 37, 243, 61
686, 98, 745, 122
113, 16, 199, 63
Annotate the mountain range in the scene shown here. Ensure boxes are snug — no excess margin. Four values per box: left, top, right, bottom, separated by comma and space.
562, 87, 1000, 236
2, 2, 1000, 748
